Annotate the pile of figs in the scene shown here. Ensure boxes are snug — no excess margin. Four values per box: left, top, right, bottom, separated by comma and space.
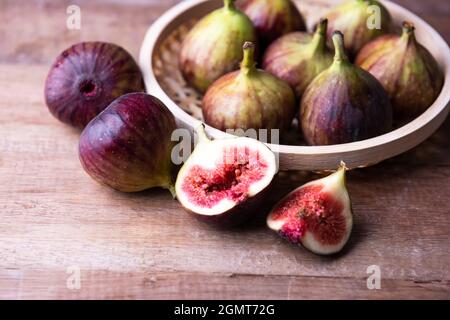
43, 0, 445, 256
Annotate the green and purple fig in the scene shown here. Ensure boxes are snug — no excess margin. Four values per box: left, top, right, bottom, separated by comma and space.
355, 22, 444, 119
79, 93, 177, 194
45, 42, 145, 128
236, 0, 306, 47
179, 0, 257, 93
324, 0, 392, 57
300, 32, 393, 145
202, 42, 296, 135
262, 18, 333, 99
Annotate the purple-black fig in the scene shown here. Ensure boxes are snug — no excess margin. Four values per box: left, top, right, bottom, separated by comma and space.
356, 22, 444, 119
202, 42, 296, 135
300, 32, 393, 145
79, 93, 176, 194
262, 18, 333, 99
179, 0, 257, 93
175, 124, 277, 227
324, 0, 392, 57
45, 42, 145, 128
267, 162, 353, 255
236, 0, 306, 47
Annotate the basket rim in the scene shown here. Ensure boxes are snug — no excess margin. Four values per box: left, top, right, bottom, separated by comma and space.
139, 0, 450, 158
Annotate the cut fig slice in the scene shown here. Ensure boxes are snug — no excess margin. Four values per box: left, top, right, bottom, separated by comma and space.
175, 124, 278, 226
267, 162, 353, 255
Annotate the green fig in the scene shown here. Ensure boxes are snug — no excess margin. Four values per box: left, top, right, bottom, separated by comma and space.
179, 0, 257, 93
262, 18, 334, 99
300, 32, 393, 146
324, 0, 392, 57
202, 42, 296, 136
236, 0, 306, 47
356, 22, 444, 119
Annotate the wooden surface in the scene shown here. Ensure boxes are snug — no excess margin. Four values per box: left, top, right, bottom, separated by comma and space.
0, 0, 449, 300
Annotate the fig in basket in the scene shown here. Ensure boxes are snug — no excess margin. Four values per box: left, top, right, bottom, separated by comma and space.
267, 162, 353, 255
179, 0, 257, 93
324, 0, 392, 58
79, 93, 177, 195
356, 22, 444, 119
236, 0, 306, 47
175, 124, 277, 227
202, 42, 296, 138
45, 42, 145, 128
262, 18, 334, 100
300, 32, 393, 146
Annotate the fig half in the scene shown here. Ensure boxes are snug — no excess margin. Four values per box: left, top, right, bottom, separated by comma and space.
79, 93, 177, 194
175, 124, 277, 226
356, 22, 444, 119
45, 42, 145, 128
179, 0, 257, 93
267, 162, 353, 255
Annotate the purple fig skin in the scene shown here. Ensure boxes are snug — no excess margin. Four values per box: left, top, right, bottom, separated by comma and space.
300, 32, 393, 145
324, 0, 392, 58
203, 42, 296, 135
262, 18, 333, 99
78, 93, 177, 193
355, 22, 444, 119
179, 0, 257, 93
45, 42, 145, 128
236, 0, 306, 47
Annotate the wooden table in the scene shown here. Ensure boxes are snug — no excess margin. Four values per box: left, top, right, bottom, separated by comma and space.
0, 0, 449, 299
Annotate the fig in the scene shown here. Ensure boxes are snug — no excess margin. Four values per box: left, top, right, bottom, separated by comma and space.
202, 42, 296, 136
262, 18, 334, 99
300, 31, 393, 145
267, 162, 353, 255
324, 0, 392, 57
179, 0, 257, 93
45, 42, 145, 128
236, 0, 306, 47
175, 124, 277, 226
79, 93, 177, 194
355, 22, 444, 119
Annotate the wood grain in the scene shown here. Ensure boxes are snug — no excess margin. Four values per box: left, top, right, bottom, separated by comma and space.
0, 0, 449, 299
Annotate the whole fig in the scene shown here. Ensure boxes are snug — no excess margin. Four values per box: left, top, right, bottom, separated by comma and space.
179, 0, 257, 93
203, 42, 296, 135
356, 22, 444, 119
324, 0, 392, 57
236, 0, 306, 47
45, 42, 145, 128
263, 18, 333, 99
300, 32, 393, 145
79, 93, 177, 194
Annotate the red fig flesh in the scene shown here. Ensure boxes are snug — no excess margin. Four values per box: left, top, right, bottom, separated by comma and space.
175, 125, 277, 226
267, 162, 353, 255
179, 0, 257, 93
300, 32, 392, 145
236, 0, 306, 47
202, 42, 296, 135
79, 93, 176, 194
356, 22, 444, 119
45, 42, 145, 128
262, 18, 333, 99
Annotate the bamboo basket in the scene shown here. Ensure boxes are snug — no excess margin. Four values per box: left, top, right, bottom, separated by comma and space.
139, 0, 450, 171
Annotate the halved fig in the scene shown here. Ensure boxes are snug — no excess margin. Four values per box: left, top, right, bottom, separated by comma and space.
267, 162, 353, 255
175, 124, 278, 226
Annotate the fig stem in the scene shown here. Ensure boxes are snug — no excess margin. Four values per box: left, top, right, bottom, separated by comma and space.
196, 123, 211, 144
224, 0, 235, 10
311, 18, 328, 55
332, 31, 349, 63
401, 21, 416, 42
241, 42, 256, 75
